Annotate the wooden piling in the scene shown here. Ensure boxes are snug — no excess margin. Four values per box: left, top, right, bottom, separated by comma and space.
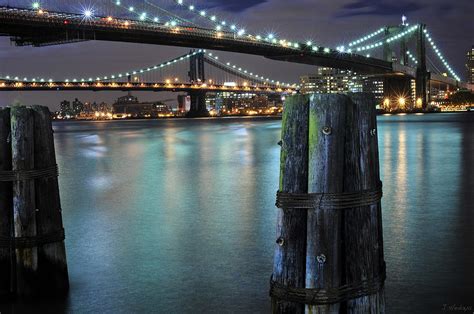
271, 95, 309, 314
343, 94, 385, 312
271, 93, 385, 313
32, 105, 69, 295
306, 94, 351, 314
0, 108, 13, 298
10, 106, 38, 297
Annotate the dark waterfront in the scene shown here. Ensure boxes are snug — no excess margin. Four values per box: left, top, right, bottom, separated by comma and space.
2, 113, 473, 313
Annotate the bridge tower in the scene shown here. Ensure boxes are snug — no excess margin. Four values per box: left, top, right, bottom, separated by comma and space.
383, 25, 408, 65
382, 23, 429, 110
415, 24, 429, 109
188, 50, 209, 117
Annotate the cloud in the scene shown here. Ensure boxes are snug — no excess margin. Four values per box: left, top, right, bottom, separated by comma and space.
197, 0, 268, 12
337, 0, 423, 17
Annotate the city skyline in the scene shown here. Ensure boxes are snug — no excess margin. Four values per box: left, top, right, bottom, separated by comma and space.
0, 0, 472, 109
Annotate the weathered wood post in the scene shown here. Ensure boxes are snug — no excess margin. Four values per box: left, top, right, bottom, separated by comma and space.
306, 94, 350, 314
271, 95, 309, 313
0, 105, 69, 298
270, 93, 385, 313
10, 106, 39, 297
0, 108, 13, 298
342, 94, 385, 312
32, 106, 69, 295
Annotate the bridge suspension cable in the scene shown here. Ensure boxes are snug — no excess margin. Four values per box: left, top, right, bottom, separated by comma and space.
423, 28, 460, 81
112, 0, 319, 52
202, 52, 297, 88
352, 25, 419, 53
112, 0, 198, 27
0, 50, 198, 83
406, 50, 418, 65
345, 27, 386, 50
0, 48, 297, 88
170, 0, 239, 33
426, 55, 443, 75
144, 0, 196, 25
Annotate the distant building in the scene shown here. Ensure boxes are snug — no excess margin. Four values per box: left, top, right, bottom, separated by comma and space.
300, 68, 364, 95
204, 92, 283, 115
112, 93, 171, 118
467, 46, 474, 84
363, 78, 385, 104
59, 100, 72, 117
72, 98, 84, 115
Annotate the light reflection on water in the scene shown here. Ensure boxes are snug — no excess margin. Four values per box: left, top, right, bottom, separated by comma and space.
0, 114, 472, 313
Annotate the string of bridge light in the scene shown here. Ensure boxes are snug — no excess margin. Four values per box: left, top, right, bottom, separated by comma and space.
347, 27, 385, 48
204, 52, 297, 87
0, 51, 199, 83
144, 0, 197, 26
114, 0, 329, 52
353, 24, 419, 52
113, 0, 183, 26
171, 0, 311, 50
0, 49, 295, 86
423, 29, 460, 81
100, 51, 198, 81
406, 50, 418, 65
172, 0, 239, 33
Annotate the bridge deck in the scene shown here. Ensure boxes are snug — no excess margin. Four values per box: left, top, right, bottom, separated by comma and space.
0, 7, 394, 74
0, 80, 294, 93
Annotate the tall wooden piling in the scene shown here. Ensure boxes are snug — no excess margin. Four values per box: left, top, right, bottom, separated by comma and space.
32, 106, 69, 295
343, 94, 385, 312
0, 108, 13, 298
306, 94, 351, 314
0, 105, 69, 298
10, 106, 38, 297
271, 95, 309, 313
271, 93, 385, 313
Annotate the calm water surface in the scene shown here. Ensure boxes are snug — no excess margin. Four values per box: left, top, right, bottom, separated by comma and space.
1, 114, 473, 313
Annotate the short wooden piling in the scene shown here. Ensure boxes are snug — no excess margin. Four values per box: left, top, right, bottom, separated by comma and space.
32, 106, 69, 295
271, 95, 309, 314
10, 106, 38, 297
270, 93, 385, 313
0, 108, 13, 298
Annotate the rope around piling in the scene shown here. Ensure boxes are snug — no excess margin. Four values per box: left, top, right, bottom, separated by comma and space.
0, 164, 58, 182
276, 182, 382, 210
0, 228, 65, 249
270, 263, 386, 305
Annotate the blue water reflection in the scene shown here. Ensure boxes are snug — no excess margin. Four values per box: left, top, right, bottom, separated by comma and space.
1, 114, 472, 313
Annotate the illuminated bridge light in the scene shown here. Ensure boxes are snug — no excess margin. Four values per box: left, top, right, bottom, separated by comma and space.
83, 9, 93, 18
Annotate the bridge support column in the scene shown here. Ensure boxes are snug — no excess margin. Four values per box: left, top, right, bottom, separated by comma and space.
187, 91, 209, 117
416, 70, 430, 110
270, 93, 386, 313
416, 24, 429, 110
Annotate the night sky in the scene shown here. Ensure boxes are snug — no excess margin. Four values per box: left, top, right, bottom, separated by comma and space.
0, 0, 472, 109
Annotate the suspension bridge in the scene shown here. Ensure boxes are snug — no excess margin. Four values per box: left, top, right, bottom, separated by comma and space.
0, 1, 471, 115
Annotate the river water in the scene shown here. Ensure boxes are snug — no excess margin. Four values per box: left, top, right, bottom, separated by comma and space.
1, 113, 473, 313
